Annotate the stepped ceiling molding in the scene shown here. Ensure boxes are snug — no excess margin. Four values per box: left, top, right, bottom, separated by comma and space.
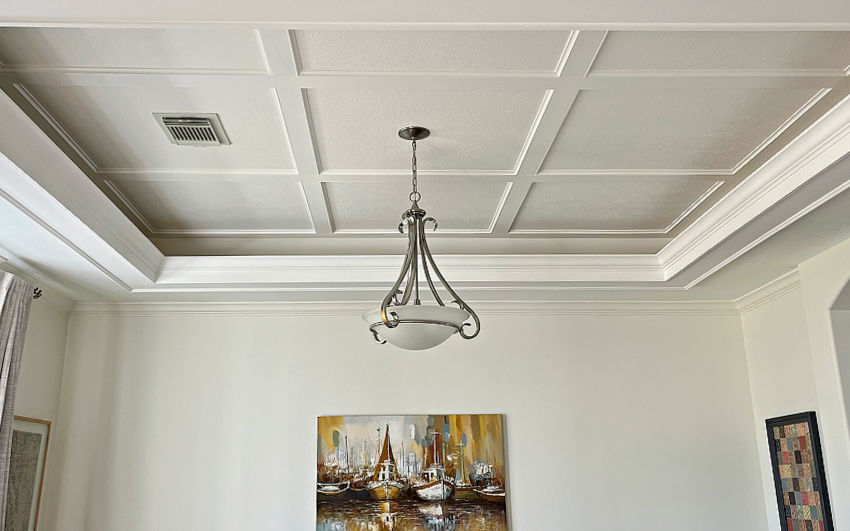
0, 14, 850, 302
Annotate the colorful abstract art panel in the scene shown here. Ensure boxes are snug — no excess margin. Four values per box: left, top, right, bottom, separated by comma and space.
316, 414, 508, 530
766, 412, 834, 531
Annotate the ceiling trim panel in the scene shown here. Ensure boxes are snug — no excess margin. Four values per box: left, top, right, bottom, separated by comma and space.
659, 93, 850, 277
3, 1, 850, 27
508, 181, 723, 235
0, 87, 163, 282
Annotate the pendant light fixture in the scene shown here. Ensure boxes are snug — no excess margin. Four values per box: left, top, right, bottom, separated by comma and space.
363, 126, 480, 350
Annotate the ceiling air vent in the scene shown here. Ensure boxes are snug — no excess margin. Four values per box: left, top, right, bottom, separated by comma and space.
154, 113, 231, 147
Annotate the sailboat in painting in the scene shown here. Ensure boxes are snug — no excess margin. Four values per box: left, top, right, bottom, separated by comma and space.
316, 456, 350, 499
411, 427, 455, 501
366, 426, 404, 501
472, 461, 506, 502
317, 414, 508, 530
453, 435, 477, 500
316, 479, 349, 500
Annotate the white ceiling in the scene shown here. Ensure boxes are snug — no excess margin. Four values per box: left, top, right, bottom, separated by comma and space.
590, 31, 850, 72
540, 88, 822, 171
1, 27, 848, 257
292, 30, 570, 74
0, 20, 849, 302
306, 88, 546, 172
512, 178, 719, 233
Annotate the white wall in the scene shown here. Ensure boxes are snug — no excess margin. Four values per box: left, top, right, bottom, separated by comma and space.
13, 291, 71, 531
739, 236, 850, 531
740, 286, 819, 531
15, 296, 70, 422
832, 310, 850, 430
41, 306, 767, 531
797, 238, 850, 529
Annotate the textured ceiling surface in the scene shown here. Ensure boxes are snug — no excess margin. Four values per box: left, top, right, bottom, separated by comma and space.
1, 27, 849, 255
293, 30, 571, 73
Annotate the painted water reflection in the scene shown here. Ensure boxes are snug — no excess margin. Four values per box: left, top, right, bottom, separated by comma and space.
316, 499, 508, 531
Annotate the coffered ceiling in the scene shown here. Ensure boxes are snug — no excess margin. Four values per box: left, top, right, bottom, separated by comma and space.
2, 28, 849, 257
1, 14, 850, 302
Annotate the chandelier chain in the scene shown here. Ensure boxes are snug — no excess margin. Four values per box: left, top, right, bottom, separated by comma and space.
409, 139, 420, 203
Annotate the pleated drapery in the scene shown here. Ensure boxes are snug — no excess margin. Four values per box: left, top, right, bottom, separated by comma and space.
0, 273, 34, 529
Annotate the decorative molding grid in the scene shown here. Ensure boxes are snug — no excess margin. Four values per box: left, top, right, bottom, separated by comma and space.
1, 26, 850, 303
1, 28, 848, 240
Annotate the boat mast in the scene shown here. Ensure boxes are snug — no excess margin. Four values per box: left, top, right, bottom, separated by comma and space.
459, 442, 464, 483
345, 435, 350, 474
433, 429, 438, 467
375, 427, 381, 467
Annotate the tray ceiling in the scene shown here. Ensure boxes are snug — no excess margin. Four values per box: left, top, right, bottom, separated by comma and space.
1, 27, 848, 256
0, 22, 849, 302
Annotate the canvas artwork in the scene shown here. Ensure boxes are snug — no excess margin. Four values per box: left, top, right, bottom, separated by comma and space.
766, 412, 834, 531
4, 417, 51, 531
316, 414, 508, 530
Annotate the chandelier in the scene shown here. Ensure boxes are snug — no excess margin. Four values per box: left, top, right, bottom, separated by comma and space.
363, 126, 480, 350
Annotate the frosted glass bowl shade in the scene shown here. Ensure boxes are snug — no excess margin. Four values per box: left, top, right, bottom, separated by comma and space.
363, 305, 471, 351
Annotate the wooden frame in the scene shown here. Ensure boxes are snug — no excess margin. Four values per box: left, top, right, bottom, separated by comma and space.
10, 415, 51, 531
765, 412, 834, 531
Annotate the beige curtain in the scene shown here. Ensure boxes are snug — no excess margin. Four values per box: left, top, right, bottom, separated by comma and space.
0, 273, 33, 529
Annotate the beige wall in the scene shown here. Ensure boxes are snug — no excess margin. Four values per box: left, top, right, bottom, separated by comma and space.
798, 238, 850, 529
15, 295, 70, 422
740, 287, 819, 531
739, 236, 850, 531
26, 238, 850, 531
15, 297, 70, 423
13, 291, 71, 531
41, 308, 766, 531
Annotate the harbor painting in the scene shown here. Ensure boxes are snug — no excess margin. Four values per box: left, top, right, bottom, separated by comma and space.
317, 414, 508, 530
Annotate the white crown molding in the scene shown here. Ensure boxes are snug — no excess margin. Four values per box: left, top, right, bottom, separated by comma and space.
658, 93, 850, 279
72, 299, 736, 317
735, 270, 801, 314
153, 254, 664, 288
0, 86, 164, 282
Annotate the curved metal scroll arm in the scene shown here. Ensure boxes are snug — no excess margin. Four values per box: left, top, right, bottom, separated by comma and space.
418, 222, 481, 339
379, 216, 417, 328
370, 327, 387, 344
418, 219, 444, 306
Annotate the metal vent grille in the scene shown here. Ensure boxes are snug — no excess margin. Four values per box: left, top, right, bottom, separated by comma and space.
153, 113, 231, 147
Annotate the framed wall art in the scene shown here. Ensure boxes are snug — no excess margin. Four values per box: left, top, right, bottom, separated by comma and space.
316, 414, 507, 530
765, 412, 833, 531
4, 416, 51, 531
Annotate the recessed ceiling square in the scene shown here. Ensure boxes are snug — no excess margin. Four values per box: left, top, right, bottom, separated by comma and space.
325, 178, 508, 232
22, 84, 294, 171
109, 180, 312, 232
0, 27, 267, 71
512, 178, 718, 232
293, 30, 571, 73
307, 88, 546, 172
591, 31, 850, 72
541, 88, 821, 171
